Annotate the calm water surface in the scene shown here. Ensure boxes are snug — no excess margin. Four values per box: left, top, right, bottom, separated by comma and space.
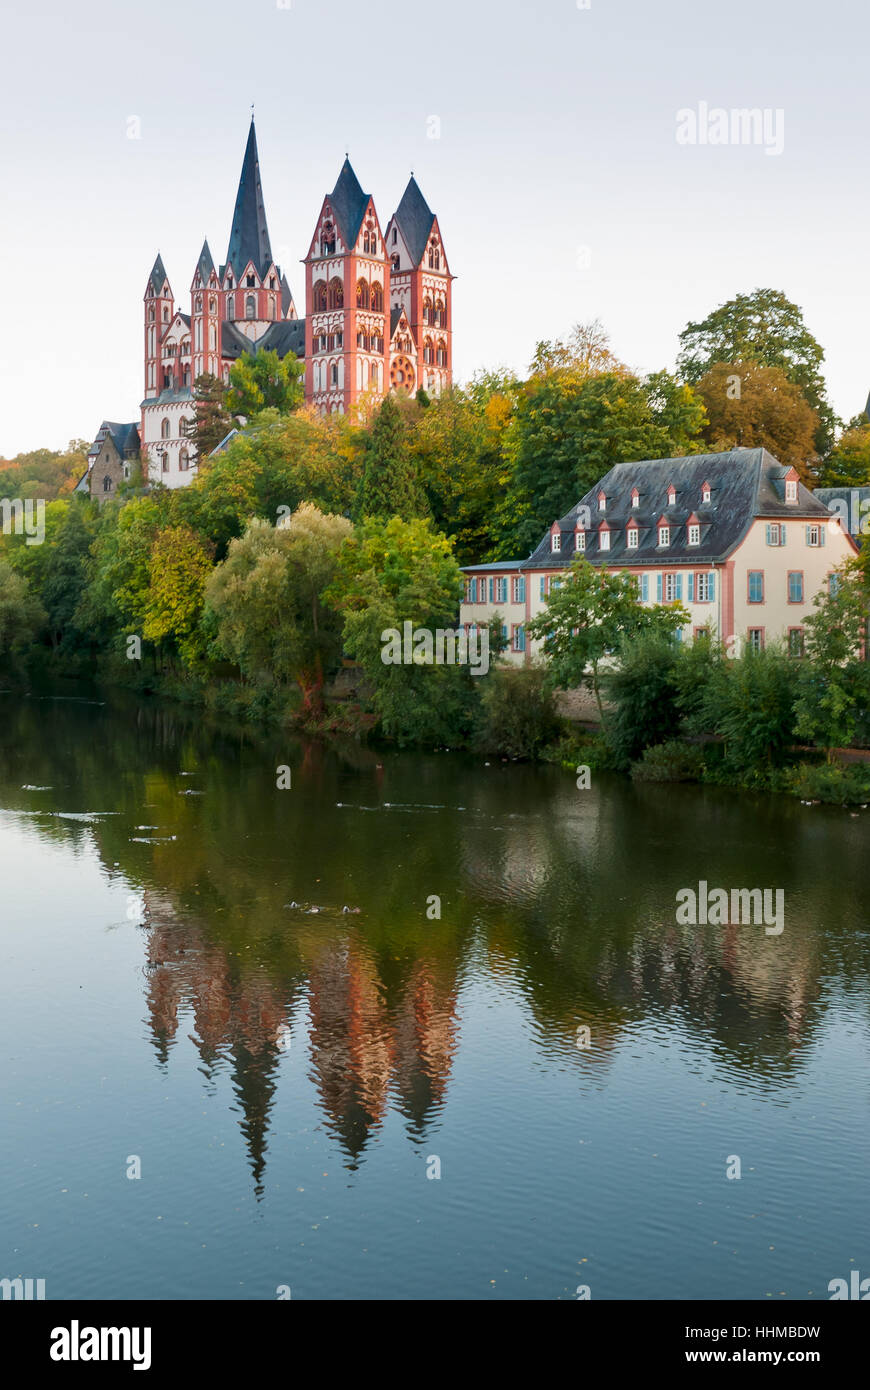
0, 689, 868, 1300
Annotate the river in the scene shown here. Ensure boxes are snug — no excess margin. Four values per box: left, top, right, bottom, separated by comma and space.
0, 688, 867, 1300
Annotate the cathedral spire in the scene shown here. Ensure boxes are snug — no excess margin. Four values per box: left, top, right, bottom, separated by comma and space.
225, 119, 273, 277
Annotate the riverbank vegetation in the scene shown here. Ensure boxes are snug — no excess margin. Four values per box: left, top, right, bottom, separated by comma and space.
1, 291, 869, 802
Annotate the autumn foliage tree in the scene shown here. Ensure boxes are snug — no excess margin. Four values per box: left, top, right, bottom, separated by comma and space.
695, 361, 819, 480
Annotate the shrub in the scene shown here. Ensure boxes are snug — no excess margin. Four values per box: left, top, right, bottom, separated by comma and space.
603, 631, 682, 769
630, 739, 706, 783
786, 760, 870, 805
476, 664, 561, 759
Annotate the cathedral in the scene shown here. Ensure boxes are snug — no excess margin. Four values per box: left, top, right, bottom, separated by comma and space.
137, 119, 454, 489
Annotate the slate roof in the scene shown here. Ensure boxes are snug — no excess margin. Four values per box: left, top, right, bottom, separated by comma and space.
500, 449, 831, 572
329, 158, 369, 248
280, 272, 294, 317
195, 240, 215, 285
814, 485, 870, 535
393, 176, 435, 267
225, 120, 273, 277
390, 306, 405, 339
146, 253, 170, 297
220, 319, 306, 361
139, 388, 194, 408
89, 421, 140, 458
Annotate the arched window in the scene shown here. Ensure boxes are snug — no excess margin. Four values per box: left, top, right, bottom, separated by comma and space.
423, 298, 433, 325
245, 295, 256, 319
435, 299, 446, 328
149, 307, 155, 322
391, 254, 400, 272
179, 448, 189, 471
163, 308, 169, 322
195, 295, 202, 313
328, 277, 343, 309
103, 475, 112, 493
356, 279, 369, 310
208, 324, 216, 351
371, 282, 383, 313
227, 294, 235, 318
331, 362, 339, 387
437, 339, 448, 367
161, 418, 171, 439
313, 280, 328, 311
269, 296, 276, 320
423, 338, 434, 365
209, 297, 216, 314
370, 362, 380, 389
321, 221, 336, 256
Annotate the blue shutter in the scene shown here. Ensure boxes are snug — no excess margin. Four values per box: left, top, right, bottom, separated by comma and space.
765, 524, 772, 546
780, 524, 787, 545
709, 573, 716, 602
688, 572, 694, 601
656, 573, 662, 601
489, 578, 494, 603
518, 626, 526, 652
805, 525, 811, 545
675, 574, 683, 600
641, 574, 648, 602
518, 576, 525, 603
820, 524, 826, 547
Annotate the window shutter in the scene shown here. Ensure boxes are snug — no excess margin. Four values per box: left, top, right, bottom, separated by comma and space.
820, 524, 826, 547
540, 577, 546, 600
675, 574, 683, 600
489, 578, 494, 603
766, 524, 772, 545
780, 524, 787, 546
642, 574, 649, 602
688, 572, 694, 601
709, 573, 716, 602
519, 577, 525, 603
805, 525, 811, 545
656, 573, 662, 602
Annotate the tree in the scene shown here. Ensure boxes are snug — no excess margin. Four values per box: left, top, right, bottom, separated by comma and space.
184, 374, 235, 461
794, 563, 870, 760
604, 631, 683, 769
528, 319, 629, 377
0, 559, 45, 656
326, 514, 475, 745
40, 501, 99, 651
676, 288, 836, 455
695, 361, 819, 479
205, 506, 352, 713
142, 525, 215, 669
226, 349, 304, 419
495, 368, 706, 558
356, 394, 427, 521
816, 418, 870, 487
695, 644, 799, 773
526, 558, 689, 718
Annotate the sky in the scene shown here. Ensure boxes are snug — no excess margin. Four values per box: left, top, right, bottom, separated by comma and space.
1, 0, 868, 456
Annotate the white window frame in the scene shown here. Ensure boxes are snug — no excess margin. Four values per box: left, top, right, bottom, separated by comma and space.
658, 526, 670, 547
551, 531, 561, 553
786, 479, 798, 503
576, 530, 586, 552
627, 527, 639, 549
688, 524, 700, 546
599, 530, 610, 551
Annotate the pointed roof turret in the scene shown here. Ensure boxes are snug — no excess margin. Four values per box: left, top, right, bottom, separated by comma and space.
330, 157, 369, 248
146, 253, 171, 298
225, 119, 273, 277
393, 175, 436, 267
279, 271, 294, 318
195, 239, 216, 286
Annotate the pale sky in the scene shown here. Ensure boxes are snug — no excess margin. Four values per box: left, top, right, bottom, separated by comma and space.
0, 0, 867, 456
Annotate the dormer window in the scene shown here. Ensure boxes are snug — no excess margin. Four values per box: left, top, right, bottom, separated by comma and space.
785, 478, 798, 503
551, 529, 562, 553
576, 530, 586, 552
688, 524, 700, 546
658, 525, 670, 547
627, 526, 639, 549
701, 481, 711, 505
667, 485, 676, 506
599, 523, 611, 552
631, 488, 639, 508
598, 491, 607, 512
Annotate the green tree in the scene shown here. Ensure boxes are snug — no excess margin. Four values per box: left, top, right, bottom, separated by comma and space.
603, 631, 683, 769
496, 369, 706, 557
676, 288, 837, 454
205, 506, 352, 712
794, 563, 870, 760
327, 514, 475, 745
356, 394, 427, 521
526, 558, 688, 718
226, 349, 304, 419
695, 644, 799, 774
142, 525, 215, 669
816, 418, 870, 487
184, 373, 235, 461
0, 559, 45, 656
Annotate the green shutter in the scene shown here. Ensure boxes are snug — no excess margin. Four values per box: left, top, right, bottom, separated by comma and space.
657, 573, 662, 601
